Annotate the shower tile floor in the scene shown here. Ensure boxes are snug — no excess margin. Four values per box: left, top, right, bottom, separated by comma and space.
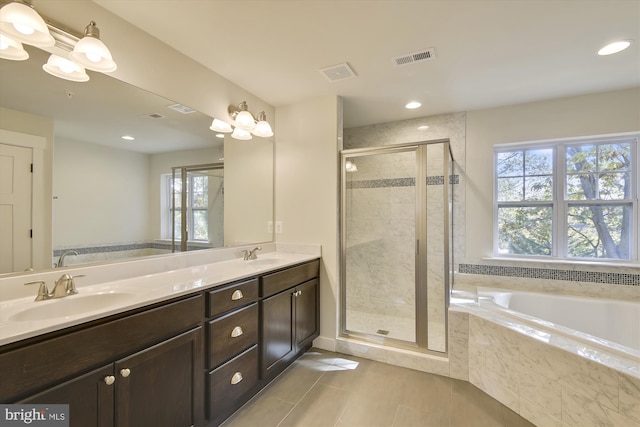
221, 348, 535, 427
346, 309, 446, 350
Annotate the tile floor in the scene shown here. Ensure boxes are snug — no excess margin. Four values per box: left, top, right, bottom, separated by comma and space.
221, 348, 535, 427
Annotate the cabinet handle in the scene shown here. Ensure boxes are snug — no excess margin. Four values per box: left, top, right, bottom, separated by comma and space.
104, 375, 115, 386
231, 290, 244, 300
120, 368, 131, 378
230, 372, 243, 385
293, 290, 302, 297
230, 326, 244, 338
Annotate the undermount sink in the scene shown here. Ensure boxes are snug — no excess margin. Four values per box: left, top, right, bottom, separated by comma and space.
246, 258, 282, 267
9, 292, 137, 322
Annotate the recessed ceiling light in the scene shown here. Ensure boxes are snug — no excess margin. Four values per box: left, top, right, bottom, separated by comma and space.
405, 101, 422, 109
121, 135, 135, 141
418, 125, 429, 130
598, 40, 631, 56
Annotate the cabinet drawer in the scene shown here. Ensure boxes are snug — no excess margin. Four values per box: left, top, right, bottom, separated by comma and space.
207, 345, 258, 420
207, 303, 258, 369
207, 278, 259, 317
260, 260, 320, 298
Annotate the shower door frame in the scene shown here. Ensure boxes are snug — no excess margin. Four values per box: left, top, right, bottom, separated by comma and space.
339, 139, 452, 355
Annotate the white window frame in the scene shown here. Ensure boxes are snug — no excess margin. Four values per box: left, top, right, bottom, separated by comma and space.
494, 132, 639, 263
165, 173, 209, 242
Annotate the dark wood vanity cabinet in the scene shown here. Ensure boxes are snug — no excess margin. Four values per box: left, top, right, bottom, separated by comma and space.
3, 295, 204, 427
2, 258, 320, 427
261, 260, 320, 381
205, 279, 260, 425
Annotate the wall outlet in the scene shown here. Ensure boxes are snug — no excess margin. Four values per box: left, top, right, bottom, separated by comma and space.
268, 221, 273, 233
275, 221, 283, 234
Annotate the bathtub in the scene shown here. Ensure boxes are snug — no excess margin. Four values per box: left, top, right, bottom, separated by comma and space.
456, 287, 640, 426
477, 287, 640, 355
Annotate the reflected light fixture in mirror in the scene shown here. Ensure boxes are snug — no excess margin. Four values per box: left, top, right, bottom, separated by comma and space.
0, 0, 54, 47
210, 100, 274, 140
42, 53, 89, 82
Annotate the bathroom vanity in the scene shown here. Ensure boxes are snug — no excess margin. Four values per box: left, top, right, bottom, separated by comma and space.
0, 255, 320, 427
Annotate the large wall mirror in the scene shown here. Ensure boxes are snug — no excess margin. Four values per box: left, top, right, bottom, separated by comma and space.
0, 46, 274, 274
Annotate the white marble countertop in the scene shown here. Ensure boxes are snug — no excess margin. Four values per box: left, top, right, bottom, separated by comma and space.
0, 250, 319, 347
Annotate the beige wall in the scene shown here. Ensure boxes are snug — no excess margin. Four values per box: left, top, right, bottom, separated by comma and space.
465, 87, 640, 262
275, 96, 341, 347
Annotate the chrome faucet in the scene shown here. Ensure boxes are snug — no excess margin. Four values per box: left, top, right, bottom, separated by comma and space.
242, 246, 262, 260
57, 250, 78, 268
24, 274, 85, 301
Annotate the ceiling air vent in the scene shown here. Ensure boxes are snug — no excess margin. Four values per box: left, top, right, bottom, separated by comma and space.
319, 62, 357, 82
167, 103, 196, 114
393, 48, 436, 67
140, 113, 166, 119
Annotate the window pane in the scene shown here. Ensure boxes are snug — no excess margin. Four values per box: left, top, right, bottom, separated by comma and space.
566, 173, 597, 200
525, 176, 553, 201
599, 142, 631, 171
497, 151, 523, 177
192, 210, 208, 240
566, 145, 596, 173
567, 204, 632, 259
498, 206, 552, 255
599, 172, 629, 200
525, 149, 553, 175
497, 177, 523, 201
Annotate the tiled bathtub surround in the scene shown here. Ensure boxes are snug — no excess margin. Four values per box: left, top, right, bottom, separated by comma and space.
452, 303, 640, 427
460, 263, 640, 286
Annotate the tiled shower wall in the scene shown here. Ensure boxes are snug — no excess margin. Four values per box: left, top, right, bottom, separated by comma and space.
343, 113, 465, 347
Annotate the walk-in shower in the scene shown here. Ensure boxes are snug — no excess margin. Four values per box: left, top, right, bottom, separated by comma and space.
340, 139, 453, 354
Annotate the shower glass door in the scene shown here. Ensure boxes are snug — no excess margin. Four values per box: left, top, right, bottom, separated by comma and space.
341, 141, 451, 353
342, 146, 420, 345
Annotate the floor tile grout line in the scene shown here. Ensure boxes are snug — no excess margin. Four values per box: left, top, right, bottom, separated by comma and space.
275, 358, 333, 427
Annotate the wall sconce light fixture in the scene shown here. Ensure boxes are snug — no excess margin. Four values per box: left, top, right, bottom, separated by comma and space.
210, 101, 274, 140
0, 1, 117, 81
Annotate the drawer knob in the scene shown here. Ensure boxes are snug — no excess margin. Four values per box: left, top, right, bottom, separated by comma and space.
231, 326, 244, 338
120, 368, 131, 378
104, 375, 115, 386
231, 290, 244, 300
230, 372, 243, 385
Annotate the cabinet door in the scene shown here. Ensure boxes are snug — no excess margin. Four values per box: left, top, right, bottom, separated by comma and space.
115, 327, 203, 427
295, 278, 319, 349
261, 290, 294, 379
20, 364, 115, 427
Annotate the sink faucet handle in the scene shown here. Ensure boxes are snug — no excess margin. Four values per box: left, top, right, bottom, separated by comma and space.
67, 274, 85, 295
25, 281, 50, 301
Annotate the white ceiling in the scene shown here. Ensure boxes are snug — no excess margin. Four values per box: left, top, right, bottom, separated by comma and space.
94, 0, 640, 128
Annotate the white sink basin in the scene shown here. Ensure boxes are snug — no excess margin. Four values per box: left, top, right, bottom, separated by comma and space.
9, 292, 137, 322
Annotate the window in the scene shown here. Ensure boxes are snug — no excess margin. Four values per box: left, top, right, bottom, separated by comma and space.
495, 135, 638, 261
167, 172, 209, 241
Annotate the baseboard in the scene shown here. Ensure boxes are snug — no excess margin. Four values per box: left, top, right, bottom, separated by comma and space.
312, 335, 336, 351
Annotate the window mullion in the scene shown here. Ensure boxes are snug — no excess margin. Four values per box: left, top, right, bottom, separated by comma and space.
556, 144, 565, 258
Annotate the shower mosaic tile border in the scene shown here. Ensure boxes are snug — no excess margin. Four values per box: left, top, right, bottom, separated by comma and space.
459, 263, 640, 286
347, 174, 460, 189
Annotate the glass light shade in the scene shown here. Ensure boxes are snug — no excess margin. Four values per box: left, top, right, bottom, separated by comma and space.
209, 118, 233, 133
0, 2, 54, 47
252, 119, 274, 138
42, 54, 89, 82
234, 110, 256, 131
0, 33, 28, 60
231, 127, 252, 140
345, 160, 358, 172
71, 36, 117, 72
